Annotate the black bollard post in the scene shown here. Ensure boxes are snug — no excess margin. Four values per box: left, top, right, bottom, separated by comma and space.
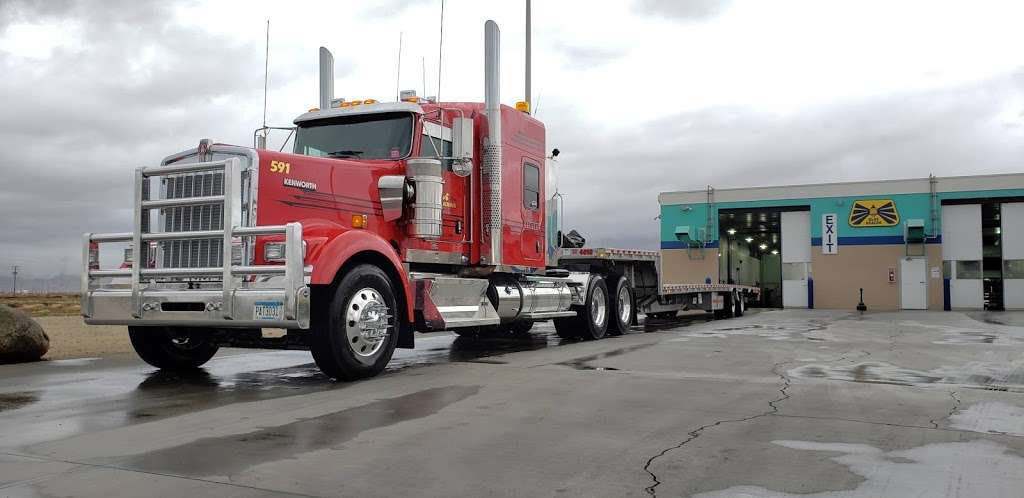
856, 288, 867, 313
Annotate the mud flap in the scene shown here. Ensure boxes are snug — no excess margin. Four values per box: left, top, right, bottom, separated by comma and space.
397, 322, 416, 349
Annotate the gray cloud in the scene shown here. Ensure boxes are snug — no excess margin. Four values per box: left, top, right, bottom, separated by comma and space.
0, 0, 344, 278
632, 0, 734, 22
548, 69, 1024, 250
2, 0, 1022, 286
552, 42, 626, 70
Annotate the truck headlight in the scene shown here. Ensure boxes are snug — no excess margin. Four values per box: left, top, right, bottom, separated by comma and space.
264, 241, 306, 262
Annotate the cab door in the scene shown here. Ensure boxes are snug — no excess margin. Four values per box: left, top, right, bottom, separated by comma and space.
520, 158, 544, 265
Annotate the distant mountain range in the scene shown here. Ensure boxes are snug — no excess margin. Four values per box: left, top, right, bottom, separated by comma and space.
0, 274, 80, 293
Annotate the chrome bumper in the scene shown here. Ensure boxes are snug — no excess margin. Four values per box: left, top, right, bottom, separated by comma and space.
81, 158, 310, 329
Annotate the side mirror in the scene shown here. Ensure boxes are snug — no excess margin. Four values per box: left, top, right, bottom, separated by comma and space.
451, 117, 474, 177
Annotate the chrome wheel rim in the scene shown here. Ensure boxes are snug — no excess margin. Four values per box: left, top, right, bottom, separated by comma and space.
344, 288, 392, 364
617, 284, 631, 326
591, 285, 607, 327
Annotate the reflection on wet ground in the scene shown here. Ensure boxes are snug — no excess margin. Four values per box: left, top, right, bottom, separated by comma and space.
122, 385, 481, 477
0, 319, 668, 450
694, 439, 1024, 498
789, 360, 1024, 392
558, 343, 658, 371
0, 391, 40, 412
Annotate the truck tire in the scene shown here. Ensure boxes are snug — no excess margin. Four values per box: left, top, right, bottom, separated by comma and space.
579, 276, 610, 340
310, 264, 399, 381
128, 326, 219, 370
608, 276, 634, 336
553, 277, 609, 340
714, 292, 735, 319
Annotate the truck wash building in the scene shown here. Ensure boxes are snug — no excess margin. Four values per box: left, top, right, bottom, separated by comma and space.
658, 173, 1024, 311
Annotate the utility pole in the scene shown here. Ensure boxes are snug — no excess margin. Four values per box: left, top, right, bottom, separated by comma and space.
525, 0, 531, 108
10, 265, 18, 294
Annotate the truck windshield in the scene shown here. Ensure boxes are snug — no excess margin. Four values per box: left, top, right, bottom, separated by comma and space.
294, 112, 414, 160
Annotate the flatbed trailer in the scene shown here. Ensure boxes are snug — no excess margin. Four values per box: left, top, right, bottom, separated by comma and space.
557, 247, 761, 327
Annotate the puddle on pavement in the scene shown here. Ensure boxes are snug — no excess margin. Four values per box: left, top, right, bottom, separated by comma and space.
789, 361, 1024, 392
0, 391, 40, 412
121, 385, 480, 477
693, 439, 1024, 498
896, 318, 1024, 346
677, 319, 830, 342
950, 401, 1024, 436
558, 343, 657, 371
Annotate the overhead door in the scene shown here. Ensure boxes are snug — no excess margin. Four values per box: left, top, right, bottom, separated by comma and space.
1003, 202, 1024, 310
942, 204, 983, 309
782, 211, 811, 308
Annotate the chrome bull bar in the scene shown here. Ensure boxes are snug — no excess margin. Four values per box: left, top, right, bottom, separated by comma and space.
81, 158, 310, 328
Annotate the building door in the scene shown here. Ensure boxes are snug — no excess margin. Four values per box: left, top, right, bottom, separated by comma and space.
1003, 202, 1024, 310
900, 258, 927, 309
781, 211, 811, 308
942, 204, 984, 309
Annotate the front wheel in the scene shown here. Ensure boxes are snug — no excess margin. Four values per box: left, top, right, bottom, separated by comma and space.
310, 264, 399, 381
128, 326, 220, 370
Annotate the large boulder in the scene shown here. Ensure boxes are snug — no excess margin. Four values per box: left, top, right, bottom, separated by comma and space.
0, 304, 49, 363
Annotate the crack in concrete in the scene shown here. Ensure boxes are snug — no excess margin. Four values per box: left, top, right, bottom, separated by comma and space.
929, 391, 962, 429
641, 360, 792, 497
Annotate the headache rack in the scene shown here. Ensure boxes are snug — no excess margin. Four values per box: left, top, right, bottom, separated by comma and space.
82, 158, 310, 328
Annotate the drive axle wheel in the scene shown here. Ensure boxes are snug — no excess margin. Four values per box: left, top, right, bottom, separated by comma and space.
310, 264, 399, 381
608, 276, 634, 336
128, 326, 220, 370
554, 276, 610, 341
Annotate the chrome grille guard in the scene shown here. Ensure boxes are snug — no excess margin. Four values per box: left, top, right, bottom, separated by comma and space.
81, 158, 310, 329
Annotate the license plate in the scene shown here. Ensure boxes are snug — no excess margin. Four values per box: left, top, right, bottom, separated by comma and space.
253, 301, 284, 321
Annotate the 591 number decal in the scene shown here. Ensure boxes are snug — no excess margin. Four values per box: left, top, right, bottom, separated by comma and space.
269, 160, 291, 174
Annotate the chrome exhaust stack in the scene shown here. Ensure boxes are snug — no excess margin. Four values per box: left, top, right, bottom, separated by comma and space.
482, 20, 502, 266
319, 47, 334, 110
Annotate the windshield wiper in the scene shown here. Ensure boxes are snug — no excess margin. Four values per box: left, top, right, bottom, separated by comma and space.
327, 150, 363, 158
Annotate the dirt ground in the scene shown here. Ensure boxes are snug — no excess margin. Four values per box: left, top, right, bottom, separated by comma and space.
0, 294, 130, 360
35, 316, 132, 360
0, 293, 80, 317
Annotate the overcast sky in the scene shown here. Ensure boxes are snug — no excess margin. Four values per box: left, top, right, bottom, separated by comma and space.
2, 0, 1024, 278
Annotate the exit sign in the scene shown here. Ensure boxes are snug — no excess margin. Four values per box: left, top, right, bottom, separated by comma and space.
822, 213, 838, 254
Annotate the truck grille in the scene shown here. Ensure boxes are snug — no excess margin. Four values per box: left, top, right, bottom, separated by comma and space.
159, 172, 224, 268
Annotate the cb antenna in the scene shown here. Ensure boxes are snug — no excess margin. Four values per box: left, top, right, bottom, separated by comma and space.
436, 0, 444, 103
259, 19, 270, 149
395, 31, 403, 101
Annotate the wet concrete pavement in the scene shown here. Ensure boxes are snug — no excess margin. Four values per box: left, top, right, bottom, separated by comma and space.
2, 310, 1024, 497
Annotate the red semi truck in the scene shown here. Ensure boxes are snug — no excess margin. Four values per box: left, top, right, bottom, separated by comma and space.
82, 21, 757, 380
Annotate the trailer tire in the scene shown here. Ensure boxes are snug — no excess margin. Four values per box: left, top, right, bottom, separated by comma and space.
608, 276, 634, 336
128, 326, 219, 370
309, 264, 399, 381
